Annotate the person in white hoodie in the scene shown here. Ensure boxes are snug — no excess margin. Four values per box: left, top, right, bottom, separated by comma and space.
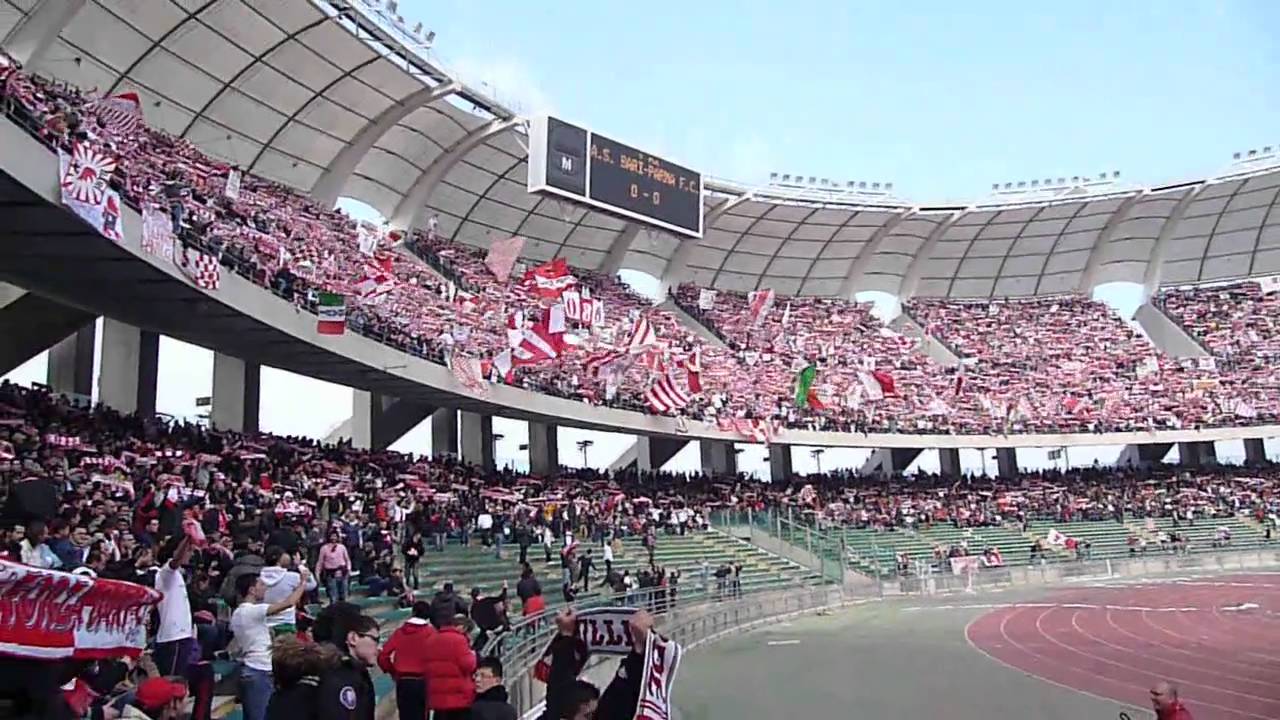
261, 546, 317, 637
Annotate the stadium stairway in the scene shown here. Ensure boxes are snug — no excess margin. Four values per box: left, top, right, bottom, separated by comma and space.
209, 529, 820, 719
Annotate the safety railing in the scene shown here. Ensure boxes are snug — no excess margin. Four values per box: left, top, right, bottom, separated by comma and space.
497, 583, 850, 716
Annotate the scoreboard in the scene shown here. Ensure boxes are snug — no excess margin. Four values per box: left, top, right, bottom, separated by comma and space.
527, 116, 703, 238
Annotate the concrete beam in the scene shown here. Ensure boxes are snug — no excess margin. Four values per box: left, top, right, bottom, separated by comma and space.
340, 391, 434, 450
609, 436, 688, 472
460, 411, 494, 471
528, 421, 559, 476
1133, 303, 1209, 359
431, 407, 459, 458
699, 439, 737, 476
0, 282, 97, 378
2, 0, 88, 66
211, 352, 260, 433
96, 319, 157, 416
889, 312, 959, 367
657, 299, 729, 348
1116, 443, 1172, 468
860, 448, 922, 478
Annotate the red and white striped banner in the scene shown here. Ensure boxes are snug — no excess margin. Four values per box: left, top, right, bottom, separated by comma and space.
645, 374, 691, 414
632, 630, 683, 720
450, 355, 489, 398
485, 235, 525, 282
0, 561, 160, 660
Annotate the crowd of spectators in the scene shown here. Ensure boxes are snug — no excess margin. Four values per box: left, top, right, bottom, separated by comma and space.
5, 59, 1280, 441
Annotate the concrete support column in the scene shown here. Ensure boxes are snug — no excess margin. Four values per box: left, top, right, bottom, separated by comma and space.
1117, 443, 1172, 468
345, 391, 433, 451
995, 447, 1018, 479
211, 352, 260, 434
613, 436, 687, 473
96, 319, 158, 416
700, 440, 737, 476
431, 408, 458, 458
528, 421, 559, 476
1178, 441, 1217, 468
1245, 438, 1267, 466
460, 411, 494, 471
47, 323, 96, 400
938, 448, 962, 478
0, 282, 96, 378
768, 445, 793, 481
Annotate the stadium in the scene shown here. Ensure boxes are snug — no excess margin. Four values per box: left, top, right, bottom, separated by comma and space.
0, 1, 1278, 719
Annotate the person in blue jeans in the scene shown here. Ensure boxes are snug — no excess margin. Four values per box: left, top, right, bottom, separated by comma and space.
229, 566, 311, 720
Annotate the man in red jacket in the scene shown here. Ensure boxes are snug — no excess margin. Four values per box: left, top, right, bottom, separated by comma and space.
377, 601, 436, 720
421, 609, 477, 720
1151, 681, 1194, 720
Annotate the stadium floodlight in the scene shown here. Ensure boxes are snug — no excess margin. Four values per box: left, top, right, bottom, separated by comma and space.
425, 30, 435, 44
385, 0, 397, 12
885, 183, 893, 191
770, 172, 778, 181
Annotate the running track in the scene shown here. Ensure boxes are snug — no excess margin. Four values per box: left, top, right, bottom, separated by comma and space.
966, 574, 1280, 719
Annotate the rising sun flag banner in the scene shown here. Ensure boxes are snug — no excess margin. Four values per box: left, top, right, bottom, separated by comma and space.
316, 292, 346, 335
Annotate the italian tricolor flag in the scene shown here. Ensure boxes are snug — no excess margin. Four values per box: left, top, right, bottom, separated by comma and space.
317, 292, 346, 335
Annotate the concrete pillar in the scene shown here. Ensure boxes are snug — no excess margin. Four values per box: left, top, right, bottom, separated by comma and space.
211, 352, 260, 433
344, 391, 433, 450
995, 447, 1018, 479
768, 445, 793, 481
460, 411, 494, 471
1117, 443, 1172, 468
96, 319, 158, 416
47, 323, 96, 400
528, 421, 559, 476
1245, 438, 1267, 466
1178, 441, 1217, 468
699, 440, 737, 476
431, 407, 458, 458
938, 448, 962, 478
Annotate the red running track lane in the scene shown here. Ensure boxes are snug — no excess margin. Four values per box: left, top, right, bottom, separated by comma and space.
965, 574, 1280, 720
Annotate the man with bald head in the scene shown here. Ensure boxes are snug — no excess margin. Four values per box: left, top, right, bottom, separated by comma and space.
1151, 681, 1193, 720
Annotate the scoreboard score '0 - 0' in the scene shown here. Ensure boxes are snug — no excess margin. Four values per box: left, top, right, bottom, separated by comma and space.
526, 116, 703, 238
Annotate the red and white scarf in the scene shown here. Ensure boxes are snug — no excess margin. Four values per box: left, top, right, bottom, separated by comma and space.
633, 630, 682, 720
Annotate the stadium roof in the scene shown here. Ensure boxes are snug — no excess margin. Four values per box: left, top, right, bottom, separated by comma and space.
5, 0, 1280, 298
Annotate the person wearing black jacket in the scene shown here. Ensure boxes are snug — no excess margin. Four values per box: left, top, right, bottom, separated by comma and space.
264, 635, 339, 720
470, 656, 517, 720
431, 582, 469, 629
540, 609, 651, 720
469, 582, 509, 651
311, 602, 379, 720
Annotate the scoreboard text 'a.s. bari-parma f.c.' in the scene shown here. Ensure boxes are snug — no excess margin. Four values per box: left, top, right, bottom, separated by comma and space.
526, 115, 704, 239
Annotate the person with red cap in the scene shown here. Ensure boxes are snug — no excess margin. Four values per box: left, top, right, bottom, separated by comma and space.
122, 677, 188, 720
1151, 681, 1194, 720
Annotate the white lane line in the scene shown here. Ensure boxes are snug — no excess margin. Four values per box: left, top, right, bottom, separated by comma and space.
766, 640, 801, 646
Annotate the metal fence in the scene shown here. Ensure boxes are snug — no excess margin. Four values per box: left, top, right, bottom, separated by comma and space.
496, 583, 849, 716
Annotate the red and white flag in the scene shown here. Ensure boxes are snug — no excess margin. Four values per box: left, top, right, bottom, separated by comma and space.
633, 630, 683, 720
513, 320, 566, 365
177, 247, 220, 290
353, 265, 395, 304
562, 289, 583, 321
645, 374, 691, 414
524, 257, 578, 299
585, 349, 628, 378
485, 235, 524, 282
86, 91, 143, 135
625, 316, 659, 351
726, 418, 775, 444
747, 288, 775, 326
450, 355, 489, 398
141, 206, 175, 261
683, 349, 702, 394
0, 561, 161, 660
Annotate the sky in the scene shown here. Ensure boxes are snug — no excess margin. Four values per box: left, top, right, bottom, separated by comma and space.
5, 0, 1280, 475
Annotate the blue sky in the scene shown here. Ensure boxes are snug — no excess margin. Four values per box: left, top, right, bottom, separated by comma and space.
6, 1, 1278, 475
421, 0, 1280, 201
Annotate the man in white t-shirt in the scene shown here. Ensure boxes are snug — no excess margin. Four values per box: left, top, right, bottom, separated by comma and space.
153, 536, 195, 676
229, 567, 310, 720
